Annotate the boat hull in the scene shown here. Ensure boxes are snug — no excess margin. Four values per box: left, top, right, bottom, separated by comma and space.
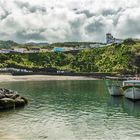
108, 86, 123, 96
124, 87, 140, 100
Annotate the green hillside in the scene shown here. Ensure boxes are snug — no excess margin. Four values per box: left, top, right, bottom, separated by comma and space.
0, 38, 139, 74
0, 40, 19, 49
0, 40, 103, 49
50, 42, 104, 48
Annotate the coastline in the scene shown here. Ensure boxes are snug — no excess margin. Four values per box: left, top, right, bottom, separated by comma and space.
0, 74, 98, 82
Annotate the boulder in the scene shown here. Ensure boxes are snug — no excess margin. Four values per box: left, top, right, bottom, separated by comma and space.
0, 98, 15, 109
21, 97, 28, 104
5, 94, 14, 98
0, 88, 28, 110
11, 93, 20, 99
15, 97, 26, 107
0, 93, 5, 99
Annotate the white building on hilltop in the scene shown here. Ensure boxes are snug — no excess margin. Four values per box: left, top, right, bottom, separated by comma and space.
106, 33, 123, 45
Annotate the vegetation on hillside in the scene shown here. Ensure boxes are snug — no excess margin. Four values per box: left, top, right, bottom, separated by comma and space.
0, 40, 104, 49
0, 39, 139, 74
50, 42, 104, 48
0, 40, 19, 49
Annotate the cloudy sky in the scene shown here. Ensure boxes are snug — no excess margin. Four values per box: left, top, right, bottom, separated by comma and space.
0, 0, 140, 43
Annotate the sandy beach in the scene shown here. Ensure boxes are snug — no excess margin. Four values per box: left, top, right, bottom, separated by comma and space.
0, 74, 97, 82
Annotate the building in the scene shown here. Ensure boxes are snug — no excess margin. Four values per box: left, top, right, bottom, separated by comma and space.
30, 47, 41, 53
106, 33, 115, 44
28, 47, 41, 53
89, 44, 105, 48
80, 44, 90, 48
106, 33, 123, 45
40, 49, 50, 53
53, 47, 65, 52
13, 48, 26, 53
0, 49, 11, 53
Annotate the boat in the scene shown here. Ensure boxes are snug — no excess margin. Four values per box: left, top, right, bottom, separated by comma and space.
108, 85, 123, 96
122, 80, 140, 100
106, 80, 123, 96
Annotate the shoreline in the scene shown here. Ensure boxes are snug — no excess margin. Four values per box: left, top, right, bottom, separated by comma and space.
0, 74, 98, 82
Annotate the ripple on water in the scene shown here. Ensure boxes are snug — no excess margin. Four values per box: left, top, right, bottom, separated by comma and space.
0, 80, 140, 140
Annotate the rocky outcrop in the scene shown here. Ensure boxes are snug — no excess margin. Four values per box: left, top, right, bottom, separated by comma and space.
0, 88, 28, 110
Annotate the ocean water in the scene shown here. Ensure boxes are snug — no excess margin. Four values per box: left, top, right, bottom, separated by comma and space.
0, 80, 140, 140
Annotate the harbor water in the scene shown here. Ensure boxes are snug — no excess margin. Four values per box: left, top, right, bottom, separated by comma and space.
0, 80, 140, 140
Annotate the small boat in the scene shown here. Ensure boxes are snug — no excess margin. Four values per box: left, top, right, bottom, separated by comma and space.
105, 80, 123, 96
122, 80, 140, 100
108, 85, 123, 96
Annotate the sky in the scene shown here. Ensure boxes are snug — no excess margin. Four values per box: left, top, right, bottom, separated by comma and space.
0, 0, 140, 43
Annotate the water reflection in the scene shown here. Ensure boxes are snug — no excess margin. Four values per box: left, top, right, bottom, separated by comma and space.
107, 96, 140, 118
107, 96, 124, 108
123, 99, 140, 117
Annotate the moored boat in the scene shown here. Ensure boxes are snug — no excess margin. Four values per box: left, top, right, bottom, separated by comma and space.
122, 80, 140, 100
105, 80, 123, 96
108, 85, 123, 96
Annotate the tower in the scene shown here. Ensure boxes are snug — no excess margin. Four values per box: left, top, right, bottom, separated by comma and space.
106, 33, 114, 44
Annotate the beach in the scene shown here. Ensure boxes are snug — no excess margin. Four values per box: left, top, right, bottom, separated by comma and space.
0, 74, 97, 82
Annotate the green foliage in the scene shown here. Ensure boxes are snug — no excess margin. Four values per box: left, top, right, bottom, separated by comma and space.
50, 42, 104, 48
0, 40, 140, 74
123, 38, 136, 45
0, 40, 18, 49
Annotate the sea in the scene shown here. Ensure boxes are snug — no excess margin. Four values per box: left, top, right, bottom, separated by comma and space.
0, 80, 140, 140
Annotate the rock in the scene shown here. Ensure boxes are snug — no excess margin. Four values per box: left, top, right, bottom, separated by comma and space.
5, 94, 14, 98
15, 97, 26, 107
0, 98, 15, 109
0, 88, 28, 110
21, 97, 28, 104
11, 94, 20, 99
0, 93, 5, 99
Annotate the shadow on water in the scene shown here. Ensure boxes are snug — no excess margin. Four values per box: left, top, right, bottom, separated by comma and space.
0, 105, 28, 118
107, 96, 124, 108
123, 99, 140, 117
107, 96, 140, 118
